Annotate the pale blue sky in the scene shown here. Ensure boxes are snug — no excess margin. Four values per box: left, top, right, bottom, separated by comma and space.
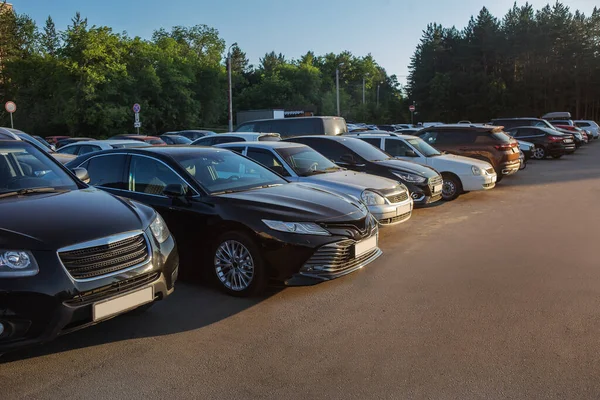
10, 0, 597, 83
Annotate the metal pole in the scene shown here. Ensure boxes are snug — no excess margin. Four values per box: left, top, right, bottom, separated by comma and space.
362, 77, 365, 104
336, 68, 340, 116
9, 113, 13, 129
137, 125, 140, 135
411, 111, 414, 126
228, 55, 233, 132
377, 85, 380, 107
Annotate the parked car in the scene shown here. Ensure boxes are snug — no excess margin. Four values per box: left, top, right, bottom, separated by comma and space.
554, 125, 588, 146
44, 135, 70, 145
490, 117, 559, 131
67, 146, 381, 296
57, 140, 151, 156
56, 137, 95, 149
109, 135, 167, 146
283, 136, 443, 206
33, 135, 55, 151
217, 141, 413, 225
191, 132, 281, 146
574, 120, 599, 139
503, 126, 576, 159
415, 124, 521, 181
167, 130, 216, 141
516, 140, 535, 161
541, 112, 573, 126
346, 132, 497, 201
235, 116, 348, 137
1, 128, 76, 165
159, 135, 192, 145
0, 132, 178, 355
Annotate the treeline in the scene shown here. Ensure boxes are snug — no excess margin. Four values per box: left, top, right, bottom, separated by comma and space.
408, 3, 600, 123
0, 5, 404, 137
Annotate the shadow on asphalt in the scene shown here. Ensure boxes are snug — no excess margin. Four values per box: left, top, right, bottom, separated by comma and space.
1, 282, 281, 363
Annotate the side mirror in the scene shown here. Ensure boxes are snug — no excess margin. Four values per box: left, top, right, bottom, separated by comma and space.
340, 154, 355, 164
405, 149, 417, 157
163, 183, 186, 197
72, 167, 90, 184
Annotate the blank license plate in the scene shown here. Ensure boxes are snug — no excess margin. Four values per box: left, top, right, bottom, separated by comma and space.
396, 202, 412, 216
93, 286, 154, 321
434, 184, 442, 193
355, 235, 377, 258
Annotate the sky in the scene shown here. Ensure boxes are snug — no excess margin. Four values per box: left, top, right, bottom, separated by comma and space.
9, 0, 598, 84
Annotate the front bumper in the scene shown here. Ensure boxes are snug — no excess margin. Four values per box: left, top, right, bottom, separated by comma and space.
0, 233, 178, 354
369, 198, 413, 226
406, 180, 443, 207
461, 173, 497, 191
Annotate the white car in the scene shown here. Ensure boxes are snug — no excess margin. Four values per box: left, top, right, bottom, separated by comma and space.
347, 132, 497, 201
573, 120, 599, 139
191, 132, 280, 146
57, 140, 151, 156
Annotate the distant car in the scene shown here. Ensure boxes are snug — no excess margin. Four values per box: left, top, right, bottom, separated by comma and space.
191, 132, 281, 146
516, 140, 535, 161
284, 135, 443, 207
504, 126, 576, 159
394, 124, 414, 130
44, 135, 71, 145
415, 124, 521, 181
235, 116, 348, 137
554, 125, 587, 146
1, 127, 76, 165
457, 120, 472, 124
109, 135, 167, 146
217, 141, 414, 225
393, 128, 422, 135
347, 132, 497, 201
57, 140, 151, 156
169, 130, 216, 141
160, 135, 192, 145
377, 125, 396, 132
56, 137, 96, 149
490, 117, 558, 131
574, 120, 599, 139
32, 135, 55, 151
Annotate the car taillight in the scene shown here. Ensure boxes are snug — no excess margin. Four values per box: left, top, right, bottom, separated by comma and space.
548, 136, 563, 142
494, 143, 516, 150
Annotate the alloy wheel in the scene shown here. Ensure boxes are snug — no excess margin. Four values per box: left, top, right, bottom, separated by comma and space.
214, 240, 255, 291
533, 147, 545, 159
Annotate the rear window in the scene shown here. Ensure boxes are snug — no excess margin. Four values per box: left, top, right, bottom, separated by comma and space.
323, 118, 348, 135
491, 131, 512, 143
258, 135, 281, 142
148, 139, 166, 145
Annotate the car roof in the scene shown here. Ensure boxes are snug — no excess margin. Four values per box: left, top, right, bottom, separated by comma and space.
77, 145, 229, 158
0, 127, 23, 140
218, 141, 303, 149
62, 139, 144, 147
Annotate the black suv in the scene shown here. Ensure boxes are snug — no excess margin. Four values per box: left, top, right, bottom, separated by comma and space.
284, 136, 443, 206
503, 127, 576, 159
0, 129, 178, 354
235, 116, 348, 137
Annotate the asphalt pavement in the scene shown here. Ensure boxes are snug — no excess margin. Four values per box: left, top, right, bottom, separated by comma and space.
2, 143, 600, 399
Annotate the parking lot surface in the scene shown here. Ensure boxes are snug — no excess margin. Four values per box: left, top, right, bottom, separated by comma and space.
1, 145, 599, 399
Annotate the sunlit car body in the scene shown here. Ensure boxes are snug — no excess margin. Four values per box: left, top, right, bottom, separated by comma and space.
57, 140, 151, 156
191, 132, 281, 146
67, 147, 382, 296
0, 132, 178, 354
1, 128, 76, 165
217, 141, 413, 225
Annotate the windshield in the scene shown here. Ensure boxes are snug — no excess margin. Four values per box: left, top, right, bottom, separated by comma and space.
407, 138, 440, 156
173, 136, 192, 144
0, 142, 78, 195
533, 120, 557, 130
148, 139, 166, 145
174, 150, 286, 194
342, 138, 391, 161
276, 146, 342, 176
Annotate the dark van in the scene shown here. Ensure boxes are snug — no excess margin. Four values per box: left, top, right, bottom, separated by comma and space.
235, 116, 348, 138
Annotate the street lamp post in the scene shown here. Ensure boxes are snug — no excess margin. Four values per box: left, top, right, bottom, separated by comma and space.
227, 42, 237, 132
336, 62, 344, 117
377, 82, 382, 107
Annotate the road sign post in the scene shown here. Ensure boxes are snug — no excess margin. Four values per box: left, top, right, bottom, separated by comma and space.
409, 103, 416, 126
133, 103, 141, 134
5, 101, 16, 129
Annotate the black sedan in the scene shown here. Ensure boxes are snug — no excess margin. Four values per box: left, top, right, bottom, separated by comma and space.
504, 127, 576, 159
67, 147, 382, 296
284, 136, 443, 206
0, 132, 178, 354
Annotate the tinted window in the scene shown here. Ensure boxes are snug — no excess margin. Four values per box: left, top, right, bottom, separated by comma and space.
235, 122, 257, 132
474, 132, 495, 144
275, 146, 341, 177
575, 122, 590, 127
323, 118, 348, 134
58, 145, 78, 155
384, 139, 413, 157
246, 149, 289, 176
359, 138, 382, 148
78, 145, 100, 155
226, 146, 245, 154
291, 139, 348, 162
282, 118, 318, 136
129, 156, 189, 196
84, 155, 127, 189
161, 136, 174, 144
423, 130, 471, 145
193, 137, 215, 146
212, 136, 245, 145
147, 139, 166, 145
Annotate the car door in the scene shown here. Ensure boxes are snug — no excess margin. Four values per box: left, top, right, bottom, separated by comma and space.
77, 154, 128, 192
515, 128, 543, 145
383, 138, 425, 162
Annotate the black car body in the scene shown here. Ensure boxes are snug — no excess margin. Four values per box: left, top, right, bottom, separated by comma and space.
67, 147, 381, 296
0, 135, 178, 354
503, 126, 576, 159
283, 136, 443, 206
235, 116, 348, 137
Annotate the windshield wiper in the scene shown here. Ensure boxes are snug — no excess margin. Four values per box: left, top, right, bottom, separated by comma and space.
0, 187, 66, 199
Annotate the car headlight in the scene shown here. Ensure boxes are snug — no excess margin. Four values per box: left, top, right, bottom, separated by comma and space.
392, 171, 426, 183
150, 213, 170, 244
0, 250, 39, 277
262, 220, 330, 236
360, 190, 386, 206
471, 165, 483, 175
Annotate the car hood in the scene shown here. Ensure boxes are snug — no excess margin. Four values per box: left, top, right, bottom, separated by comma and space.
427, 154, 493, 171
213, 183, 368, 223
301, 170, 399, 193
373, 159, 439, 178
0, 189, 153, 250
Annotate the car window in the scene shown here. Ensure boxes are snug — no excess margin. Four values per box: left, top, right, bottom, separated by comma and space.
359, 138, 382, 148
129, 155, 189, 196
82, 155, 127, 189
323, 118, 348, 134
384, 139, 413, 156
235, 122, 257, 132
226, 146, 245, 154
519, 128, 539, 136
213, 136, 244, 145
575, 122, 590, 128
161, 136, 173, 144
258, 135, 281, 142
246, 148, 289, 176
194, 137, 214, 146
276, 146, 341, 177
78, 145, 100, 155
474, 133, 495, 144
58, 145, 78, 155
292, 139, 348, 162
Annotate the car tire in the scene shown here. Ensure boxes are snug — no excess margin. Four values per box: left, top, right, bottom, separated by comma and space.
551, 154, 563, 159
441, 173, 462, 201
532, 145, 546, 160
211, 231, 267, 297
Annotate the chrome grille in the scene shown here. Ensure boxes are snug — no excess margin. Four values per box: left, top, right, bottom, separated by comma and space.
386, 191, 409, 204
302, 235, 380, 276
380, 211, 412, 225
59, 233, 150, 280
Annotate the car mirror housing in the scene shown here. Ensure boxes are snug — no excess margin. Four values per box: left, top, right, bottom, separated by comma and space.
72, 167, 90, 184
163, 183, 187, 197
